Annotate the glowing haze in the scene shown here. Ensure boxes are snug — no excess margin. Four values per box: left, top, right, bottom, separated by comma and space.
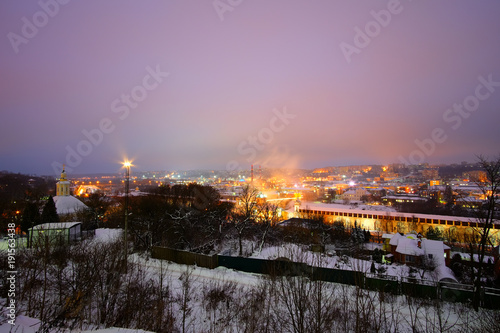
1, 1, 500, 176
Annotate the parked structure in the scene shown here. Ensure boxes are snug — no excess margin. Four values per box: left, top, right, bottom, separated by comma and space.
28, 222, 82, 247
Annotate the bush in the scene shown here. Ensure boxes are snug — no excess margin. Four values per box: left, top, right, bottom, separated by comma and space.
372, 248, 383, 264
450, 253, 464, 280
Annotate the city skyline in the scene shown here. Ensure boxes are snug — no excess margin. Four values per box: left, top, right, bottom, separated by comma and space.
1, 1, 500, 176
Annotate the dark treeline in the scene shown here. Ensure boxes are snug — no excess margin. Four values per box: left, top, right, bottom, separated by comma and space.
0, 172, 56, 235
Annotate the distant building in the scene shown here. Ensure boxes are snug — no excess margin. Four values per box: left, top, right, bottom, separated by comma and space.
53, 166, 87, 215
382, 195, 427, 206
429, 180, 441, 187
422, 168, 439, 180
295, 202, 500, 246
380, 172, 398, 181
463, 170, 487, 183
455, 196, 483, 209
341, 188, 369, 202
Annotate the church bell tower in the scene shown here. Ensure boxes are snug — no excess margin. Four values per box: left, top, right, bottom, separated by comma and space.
56, 165, 70, 196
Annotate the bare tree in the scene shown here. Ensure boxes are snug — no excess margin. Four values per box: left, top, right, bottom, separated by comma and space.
177, 266, 195, 333
418, 254, 438, 280
257, 200, 282, 253
237, 278, 276, 332
472, 155, 500, 310
201, 277, 239, 332
231, 185, 260, 256
265, 248, 340, 333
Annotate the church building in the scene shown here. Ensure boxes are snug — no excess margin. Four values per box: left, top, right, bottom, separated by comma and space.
53, 166, 87, 215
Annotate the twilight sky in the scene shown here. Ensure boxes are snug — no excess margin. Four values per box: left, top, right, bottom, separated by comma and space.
1, 1, 500, 176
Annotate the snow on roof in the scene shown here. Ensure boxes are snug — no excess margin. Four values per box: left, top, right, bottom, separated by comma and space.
434, 265, 458, 283
422, 239, 446, 252
300, 201, 396, 214
383, 195, 427, 201
298, 201, 494, 224
389, 233, 404, 246
53, 195, 87, 214
422, 239, 448, 265
395, 238, 424, 256
457, 196, 483, 202
31, 222, 81, 230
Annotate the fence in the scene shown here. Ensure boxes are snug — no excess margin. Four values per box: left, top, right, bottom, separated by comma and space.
401, 277, 438, 299
483, 287, 500, 310
365, 273, 399, 294
151, 246, 500, 309
151, 246, 218, 269
439, 281, 474, 304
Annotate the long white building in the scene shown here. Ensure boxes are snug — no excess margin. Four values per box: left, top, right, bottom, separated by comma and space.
293, 202, 500, 246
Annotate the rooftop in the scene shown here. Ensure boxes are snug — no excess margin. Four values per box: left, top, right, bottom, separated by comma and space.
30, 222, 81, 230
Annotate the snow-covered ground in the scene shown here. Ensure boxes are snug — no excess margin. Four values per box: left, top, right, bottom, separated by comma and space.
0, 319, 154, 333
1, 228, 496, 332
136, 253, 262, 288
248, 242, 456, 282
94, 228, 122, 242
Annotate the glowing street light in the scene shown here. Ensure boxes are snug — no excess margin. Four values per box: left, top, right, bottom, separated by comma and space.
122, 160, 133, 272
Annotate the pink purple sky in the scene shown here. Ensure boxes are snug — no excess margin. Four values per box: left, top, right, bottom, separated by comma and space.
1, 1, 500, 176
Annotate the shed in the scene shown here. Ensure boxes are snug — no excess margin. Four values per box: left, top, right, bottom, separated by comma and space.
28, 222, 82, 247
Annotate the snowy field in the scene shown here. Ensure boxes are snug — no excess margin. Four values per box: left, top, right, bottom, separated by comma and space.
1, 228, 498, 332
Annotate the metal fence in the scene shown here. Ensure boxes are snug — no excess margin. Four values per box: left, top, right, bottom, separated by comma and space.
151, 246, 500, 309
151, 246, 218, 269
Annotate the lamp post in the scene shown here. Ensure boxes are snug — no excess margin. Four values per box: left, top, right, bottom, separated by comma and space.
123, 160, 131, 272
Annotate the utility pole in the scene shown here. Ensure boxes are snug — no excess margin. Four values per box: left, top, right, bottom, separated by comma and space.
123, 160, 131, 273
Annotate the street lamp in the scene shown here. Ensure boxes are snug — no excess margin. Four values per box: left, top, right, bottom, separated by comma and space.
122, 160, 132, 272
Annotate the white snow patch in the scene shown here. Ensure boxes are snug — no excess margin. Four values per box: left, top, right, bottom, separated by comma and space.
94, 228, 122, 242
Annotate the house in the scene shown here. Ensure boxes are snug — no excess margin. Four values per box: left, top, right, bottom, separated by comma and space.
341, 188, 369, 202
388, 233, 451, 266
28, 222, 82, 247
277, 218, 327, 246
382, 233, 394, 252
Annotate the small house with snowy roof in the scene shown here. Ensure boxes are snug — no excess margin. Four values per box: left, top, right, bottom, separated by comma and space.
388, 233, 451, 266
